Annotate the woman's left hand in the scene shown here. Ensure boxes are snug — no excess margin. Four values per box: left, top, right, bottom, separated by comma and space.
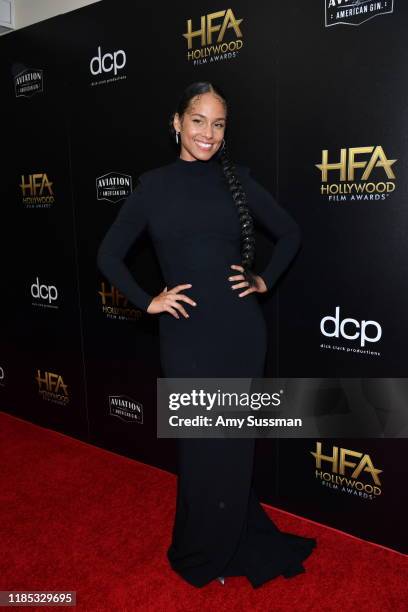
228, 264, 268, 297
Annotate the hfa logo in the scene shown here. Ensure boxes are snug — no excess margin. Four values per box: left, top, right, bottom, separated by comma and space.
315, 146, 397, 202
325, 0, 394, 28
36, 370, 70, 405
311, 441, 382, 497
97, 282, 143, 321
20, 173, 55, 208
183, 9, 244, 62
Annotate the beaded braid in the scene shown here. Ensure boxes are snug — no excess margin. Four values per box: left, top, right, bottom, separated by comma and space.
216, 143, 258, 288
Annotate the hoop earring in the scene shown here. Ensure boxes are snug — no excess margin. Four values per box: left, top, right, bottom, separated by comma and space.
175, 131, 179, 144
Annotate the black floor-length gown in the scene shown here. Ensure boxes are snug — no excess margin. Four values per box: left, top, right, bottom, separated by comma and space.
97, 155, 317, 588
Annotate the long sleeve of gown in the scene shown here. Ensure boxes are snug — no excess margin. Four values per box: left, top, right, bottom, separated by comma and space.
96, 173, 154, 312
238, 165, 302, 291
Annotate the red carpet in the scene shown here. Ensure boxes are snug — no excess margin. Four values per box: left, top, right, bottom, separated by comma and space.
0, 411, 406, 611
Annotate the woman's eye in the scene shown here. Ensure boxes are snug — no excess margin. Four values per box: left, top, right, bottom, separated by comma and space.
192, 119, 224, 127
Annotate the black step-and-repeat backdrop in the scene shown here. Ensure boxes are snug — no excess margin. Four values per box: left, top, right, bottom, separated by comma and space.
1, 1, 406, 553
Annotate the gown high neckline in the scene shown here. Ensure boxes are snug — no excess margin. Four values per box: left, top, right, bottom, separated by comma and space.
174, 155, 220, 173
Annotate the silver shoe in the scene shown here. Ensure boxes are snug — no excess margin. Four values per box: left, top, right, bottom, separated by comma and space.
217, 576, 225, 585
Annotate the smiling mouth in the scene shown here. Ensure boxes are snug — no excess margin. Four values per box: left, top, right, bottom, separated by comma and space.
195, 141, 213, 149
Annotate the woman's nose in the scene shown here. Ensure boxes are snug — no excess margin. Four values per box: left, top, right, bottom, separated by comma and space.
202, 126, 213, 140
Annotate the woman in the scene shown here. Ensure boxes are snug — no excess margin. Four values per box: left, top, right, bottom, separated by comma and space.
97, 81, 317, 589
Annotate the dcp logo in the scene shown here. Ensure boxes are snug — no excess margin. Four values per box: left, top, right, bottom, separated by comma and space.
320, 306, 382, 347
31, 277, 58, 304
90, 46, 127, 76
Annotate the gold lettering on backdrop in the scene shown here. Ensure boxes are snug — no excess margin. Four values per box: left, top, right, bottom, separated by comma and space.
315, 146, 397, 199
20, 173, 54, 196
316, 146, 397, 182
98, 282, 128, 307
311, 441, 382, 486
97, 282, 142, 320
183, 9, 243, 49
36, 371, 68, 395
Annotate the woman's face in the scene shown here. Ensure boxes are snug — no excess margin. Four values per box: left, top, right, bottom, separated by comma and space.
174, 92, 227, 161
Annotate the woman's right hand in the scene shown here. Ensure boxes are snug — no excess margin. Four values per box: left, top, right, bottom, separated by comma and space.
146, 284, 197, 319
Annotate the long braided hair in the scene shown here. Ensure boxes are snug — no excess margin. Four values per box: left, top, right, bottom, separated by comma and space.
168, 81, 258, 289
